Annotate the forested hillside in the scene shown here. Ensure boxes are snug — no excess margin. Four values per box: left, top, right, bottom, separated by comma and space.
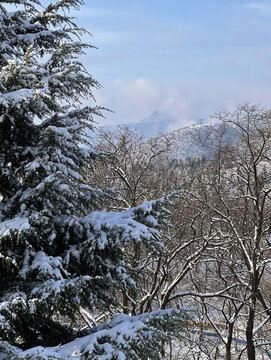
92, 105, 271, 359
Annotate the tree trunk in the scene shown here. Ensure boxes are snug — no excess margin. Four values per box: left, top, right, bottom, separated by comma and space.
225, 322, 233, 360
246, 302, 256, 360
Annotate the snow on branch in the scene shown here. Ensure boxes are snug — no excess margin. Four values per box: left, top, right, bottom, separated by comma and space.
7, 309, 187, 360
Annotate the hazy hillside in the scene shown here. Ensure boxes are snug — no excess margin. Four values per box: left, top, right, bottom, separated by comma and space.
98, 111, 239, 161
166, 122, 239, 161
99, 111, 175, 138
126, 111, 175, 138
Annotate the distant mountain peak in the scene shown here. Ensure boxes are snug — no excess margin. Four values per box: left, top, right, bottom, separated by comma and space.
98, 111, 210, 143
138, 111, 174, 124
129, 111, 175, 138
151, 110, 160, 117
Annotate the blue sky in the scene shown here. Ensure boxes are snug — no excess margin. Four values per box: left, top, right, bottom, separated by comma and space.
18, 1, 271, 127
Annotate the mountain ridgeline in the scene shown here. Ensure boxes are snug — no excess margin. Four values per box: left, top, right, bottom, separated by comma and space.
99, 111, 239, 161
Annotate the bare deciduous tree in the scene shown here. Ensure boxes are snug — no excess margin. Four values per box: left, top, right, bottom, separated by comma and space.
173, 104, 271, 359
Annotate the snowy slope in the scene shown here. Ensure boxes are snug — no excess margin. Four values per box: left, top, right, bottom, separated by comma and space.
165, 122, 238, 161
98, 111, 238, 160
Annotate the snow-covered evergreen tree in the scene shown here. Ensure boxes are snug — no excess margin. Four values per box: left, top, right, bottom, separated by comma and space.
0, 0, 170, 351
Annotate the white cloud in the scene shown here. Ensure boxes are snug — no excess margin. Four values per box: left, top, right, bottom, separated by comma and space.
93, 77, 271, 130
114, 78, 160, 106
94, 78, 200, 127
245, 2, 271, 11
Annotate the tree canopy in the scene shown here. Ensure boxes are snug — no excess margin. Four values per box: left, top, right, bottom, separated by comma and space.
0, 0, 170, 351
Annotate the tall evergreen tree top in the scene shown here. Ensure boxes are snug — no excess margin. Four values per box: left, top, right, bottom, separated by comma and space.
0, 0, 168, 349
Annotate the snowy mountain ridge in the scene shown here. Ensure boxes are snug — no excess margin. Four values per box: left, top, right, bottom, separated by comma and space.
100, 111, 238, 160
165, 122, 238, 160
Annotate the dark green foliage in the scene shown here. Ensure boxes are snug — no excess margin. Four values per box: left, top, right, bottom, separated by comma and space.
0, 0, 167, 350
